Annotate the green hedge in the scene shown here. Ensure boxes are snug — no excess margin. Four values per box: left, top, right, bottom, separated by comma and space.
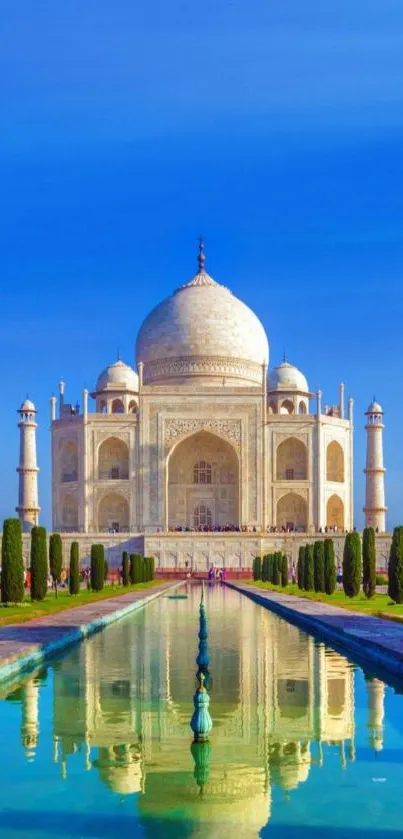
297, 546, 305, 590
281, 554, 288, 587
69, 541, 80, 595
30, 526, 48, 601
388, 526, 403, 604
313, 541, 325, 593
1, 518, 24, 604
90, 544, 105, 591
253, 556, 262, 581
49, 533, 63, 597
122, 551, 129, 586
303, 545, 314, 591
343, 532, 362, 597
324, 538, 336, 595
363, 527, 376, 599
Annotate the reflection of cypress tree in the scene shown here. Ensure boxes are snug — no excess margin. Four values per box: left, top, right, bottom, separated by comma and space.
196, 584, 212, 690
191, 740, 212, 796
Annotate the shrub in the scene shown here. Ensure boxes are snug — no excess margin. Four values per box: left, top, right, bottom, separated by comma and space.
49, 533, 63, 598
30, 526, 48, 601
122, 551, 129, 586
281, 554, 288, 587
69, 542, 80, 595
388, 526, 403, 604
324, 538, 336, 595
363, 527, 376, 599
253, 556, 262, 581
297, 546, 305, 590
313, 541, 325, 593
303, 545, 314, 591
376, 574, 387, 586
1, 518, 24, 604
129, 554, 136, 584
90, 544, 105, 591
343, 532, 362, 597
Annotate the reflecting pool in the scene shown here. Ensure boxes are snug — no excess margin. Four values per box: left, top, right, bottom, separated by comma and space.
0, 583, 402, 838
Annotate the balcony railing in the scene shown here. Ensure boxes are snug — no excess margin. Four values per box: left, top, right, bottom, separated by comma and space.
62, 472, 78, 482
277, 470, 307, 481
98, 469, 129, 481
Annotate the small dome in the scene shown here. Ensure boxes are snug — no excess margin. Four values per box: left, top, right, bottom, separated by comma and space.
268, 360, 309, 393
366, 399, 383, 414
95, 359, 138, 393
19, 398, 36, 412
135, 245, 269, 386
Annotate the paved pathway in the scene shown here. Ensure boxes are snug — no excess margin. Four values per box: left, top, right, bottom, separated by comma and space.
0, 581, 180, 684
228, 583, 403, 681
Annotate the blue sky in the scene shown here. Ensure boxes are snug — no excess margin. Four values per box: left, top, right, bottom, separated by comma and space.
1, 0, 403, 528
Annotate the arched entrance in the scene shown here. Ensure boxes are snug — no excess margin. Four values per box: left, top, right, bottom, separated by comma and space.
326, 495, 344, 530
98, 493, 129, 532
167, 431, 239, 530
276, 492, 307, 532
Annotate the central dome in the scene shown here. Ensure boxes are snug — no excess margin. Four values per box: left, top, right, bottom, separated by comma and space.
136, 247, 269, 386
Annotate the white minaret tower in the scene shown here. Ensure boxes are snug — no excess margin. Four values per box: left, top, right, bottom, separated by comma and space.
363, 399, 386, 532
16, 398, 40, 532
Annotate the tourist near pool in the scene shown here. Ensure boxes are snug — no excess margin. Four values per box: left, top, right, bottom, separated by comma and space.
0, 582, 402, 839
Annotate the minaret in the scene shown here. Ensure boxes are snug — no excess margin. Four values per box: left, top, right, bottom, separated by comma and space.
16, 398, 40, 532
363, 399, 386, 532
367, 677, 385, 752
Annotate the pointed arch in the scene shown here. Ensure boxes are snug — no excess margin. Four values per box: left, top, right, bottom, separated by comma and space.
61, 440, 78, 483
98, 493, 129, 532
277, 438, 308, 481
98, 437, 129, 480
277, 492, 307, 531
326, 495, 344, 530
326, 441, 344, 482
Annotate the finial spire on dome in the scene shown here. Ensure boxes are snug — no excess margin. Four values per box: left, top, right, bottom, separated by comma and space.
117, 348, 121, 361
197, 236, 206, 273
283, 350, 287, 363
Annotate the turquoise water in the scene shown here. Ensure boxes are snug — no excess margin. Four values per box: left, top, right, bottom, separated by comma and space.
0, 583, 402, 838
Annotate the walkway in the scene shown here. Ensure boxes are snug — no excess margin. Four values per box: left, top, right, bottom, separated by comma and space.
228, 582, 403, 681
0, 581, 180, 685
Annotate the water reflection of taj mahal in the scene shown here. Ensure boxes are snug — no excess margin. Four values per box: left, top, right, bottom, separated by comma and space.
3, 587, 385, 836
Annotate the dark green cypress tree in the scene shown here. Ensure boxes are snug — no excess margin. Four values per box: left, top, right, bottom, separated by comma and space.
303, 545, 314, 591
1, 518, 24, 604
104, 559, 109, 582
134, 554, 143, 583
388, 526, 403, 604
69, 542, 80, 595
122, 551, 129, 586
281, 554, 288, 587
268, 554, 274, 583
297, 546, 305, 590
324, 538, 336, 595
363, 527, 376, 599
129, 554, 136, 584
343, 532, 362, 597
261, 554, 268, 582
90, 544, 105, 591
149, 556, 155, 580
313, 541, 325, 592
30, 526, 48, 601
144, 557, 150, 582
273, 553, 281, 585
253, 556, 262, 581
49, 533, 63, 598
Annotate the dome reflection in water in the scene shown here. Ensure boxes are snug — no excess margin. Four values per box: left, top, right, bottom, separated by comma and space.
0, 584, 397, 839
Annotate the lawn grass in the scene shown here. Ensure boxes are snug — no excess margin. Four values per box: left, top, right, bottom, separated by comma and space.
244, 581, 403, 621
0, 580, 166, 627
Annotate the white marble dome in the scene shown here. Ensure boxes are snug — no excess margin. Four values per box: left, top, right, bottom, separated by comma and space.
19, 398, 36, 412
268, 360, 309, 393
136, 259, 269, 386
367, 399, 383, 414
95, 359, 139, 393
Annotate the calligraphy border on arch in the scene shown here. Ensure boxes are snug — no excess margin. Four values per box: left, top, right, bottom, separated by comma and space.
164, 418, 241, 451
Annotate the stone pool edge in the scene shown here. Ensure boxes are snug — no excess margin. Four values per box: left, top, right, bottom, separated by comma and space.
226, 582, 403, 681
0, 581, 185, 686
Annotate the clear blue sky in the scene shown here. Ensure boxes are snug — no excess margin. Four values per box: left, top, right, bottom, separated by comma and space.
1, 0, 403, 529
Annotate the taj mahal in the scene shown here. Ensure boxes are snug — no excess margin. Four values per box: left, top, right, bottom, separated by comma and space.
15, 242, 387, 568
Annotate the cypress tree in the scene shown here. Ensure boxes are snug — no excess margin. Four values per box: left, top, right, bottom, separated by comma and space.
49, 533, 63, 598
150, 556, 155, 580
363, 527, 376, 599
268, 554, 274, 583
30, 526, 48, 601
324, 538, 336, 595
273, 553, 281, 585
129, 553, 136, 584
281, 554, 288, 587
122, 551, 129, 586
303, 545, 314, 591
388, 526, 403, 604
1, 518, 24, 604
253, 556, 262, 581
144, 557, 150, 582
90, 544, 105, 591
313, 541, 325, 593
69, 541, 80, 595
297, 546, 305, 590
133, 554, 143, 584
104, 559, 109, 582
343, 532, 362, 597
261, 555, 268, 582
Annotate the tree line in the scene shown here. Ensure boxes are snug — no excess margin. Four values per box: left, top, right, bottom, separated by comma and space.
252, 525, 403, 602
0, 518, 155, 605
